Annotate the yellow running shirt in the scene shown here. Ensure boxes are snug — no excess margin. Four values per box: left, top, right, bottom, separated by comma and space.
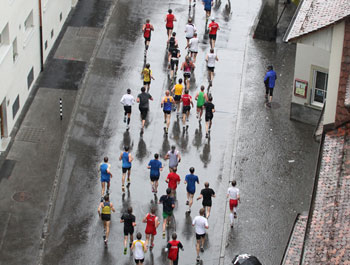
174, 84, 183, 96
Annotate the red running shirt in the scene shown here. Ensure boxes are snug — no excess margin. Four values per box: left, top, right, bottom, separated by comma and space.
182, 94, 192, 106
209, 22, 219, 35
145, 213, 157, 235
166, 14, 175, 28
144, 23, 151, 38
167, 173, 180, 190
168, 240, 180, 261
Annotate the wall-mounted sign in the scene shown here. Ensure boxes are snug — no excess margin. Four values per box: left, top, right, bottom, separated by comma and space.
294, 79, 308, 98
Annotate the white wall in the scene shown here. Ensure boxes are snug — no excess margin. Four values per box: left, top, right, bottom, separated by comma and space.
324, 21, 345, 125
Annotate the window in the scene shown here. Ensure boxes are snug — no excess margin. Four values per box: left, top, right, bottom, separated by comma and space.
27, 67, 34, 89
12, 38, 18, 62
60, 12, 63, 22
24, 11, 34, 31
0, 23, 10, 46
45, 40, 48, 50
311, 70, 328, 107
12, 95, 20, 119
51, 29, 54, 39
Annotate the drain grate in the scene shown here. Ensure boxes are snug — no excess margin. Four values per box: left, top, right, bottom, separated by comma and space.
12, 191, 32, 202
16, 127, 45, 143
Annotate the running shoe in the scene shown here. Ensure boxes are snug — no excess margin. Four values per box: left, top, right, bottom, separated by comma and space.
183, 126, 186, 131
206, 133, 209, 138
124, 116, 126, 123
197, 256, 200, 262
106, 189, 109, 195
234, 212, 237, 219
200, 247, 204, 253
122, 185, 125, 193
129, 242, 132, 248
124, 247, 127, 255
186, 125, 189, 131
186, 200, 189, 205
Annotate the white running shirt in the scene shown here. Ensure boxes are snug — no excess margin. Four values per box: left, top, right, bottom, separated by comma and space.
192, 216, 208, 235
189, 37, 199, 52
132, 240, 145, 259
207, 53, 217, 67
227, 187, 239, 200
120, 94, 135, 106
185, 24, 196, 38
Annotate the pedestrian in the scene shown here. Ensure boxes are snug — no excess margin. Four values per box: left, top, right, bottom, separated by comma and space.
184, 167, 199, 213
180, 56, 195, 90
165, 9, 177, 42
159, 188, 176, 238
197, 182, 215, 218
204, 95, 215, 138
165, 232, 184, 265
131, 232, 147, 265
120, 206, 137, 255
264, 65, 277, 108
142, 19, 154, 50
227, 180, 240, 228
192, 208, 209, 262
171, 78, 184, 118
137, 86, 153, 133
169, 43, 181, 80
208, 17, 219, 49
99, 156, 112, 202
185, 18, 196, 46
161, 90, 175, 135
120, 88, 135, 130
147, 153, 163, 193
186, 32, 199, 63
181, 89, 194, 131
195, 85, 208, 122
165, 145, 181, 170
205, 48, 218, 86
142, 207, 160, 249
119, 146, 133, 193
168, 32, 179, 64
141, 63, 155, 92
166, 167, 181, 197
202, 0, 214, 19
97, 194, 116, 246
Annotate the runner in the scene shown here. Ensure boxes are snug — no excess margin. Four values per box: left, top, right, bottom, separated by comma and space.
142, 207, 160, 249
171, 78, 184, 117
180, 56, 195, 90
161, 90, 174, 135
137, 86, 153, 133
208, 17, 220, 49
165, 10, 177, 42
120, 206, 136, 255
170, 43, 181, 80
166, 167, 181, 197
184, 18, 197, 46
97, 194, 116, 246
188, 0, 196, 8
181, 90, 194, 131
168, 32, 179, 64
264, 65, 277, 108
120, 88, 135, 130
141, 63, 155, 92
165, 232, 184, 265
159, 188, 175, 238
206, 48, 218, 86
192, 208, 209, 262
119, 146, 133, 192
131, 232, 147, 265
147, 153, 163, 193
197, 182, 215, 218
227, 180, 240, 228
99, 156, 112, 202
142, 19, 154, 50
184, 167, 199, 213
186, 32, 199, 63
204, 95, 215, 138
165, 145, 181, 170
195, 85, 208, 122
202, 0, 214, 19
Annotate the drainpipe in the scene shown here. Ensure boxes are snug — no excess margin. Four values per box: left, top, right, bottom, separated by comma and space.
38, 0, 44, 72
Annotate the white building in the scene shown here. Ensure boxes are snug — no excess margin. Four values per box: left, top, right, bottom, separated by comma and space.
284, 0, 350, 126
0, 0, 76, 150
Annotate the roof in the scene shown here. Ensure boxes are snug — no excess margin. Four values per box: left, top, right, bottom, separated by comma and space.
285, 0, 350, 42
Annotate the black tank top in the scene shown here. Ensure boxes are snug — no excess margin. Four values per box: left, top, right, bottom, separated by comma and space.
169, 37, 176, 49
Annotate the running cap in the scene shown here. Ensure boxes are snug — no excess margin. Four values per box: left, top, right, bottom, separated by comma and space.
211, 17, 215, 21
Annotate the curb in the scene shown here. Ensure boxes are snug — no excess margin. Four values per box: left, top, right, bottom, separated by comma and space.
36, 1, 119, 264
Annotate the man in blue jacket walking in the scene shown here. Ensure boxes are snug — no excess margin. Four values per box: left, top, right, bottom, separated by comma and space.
264, 65, 277, 108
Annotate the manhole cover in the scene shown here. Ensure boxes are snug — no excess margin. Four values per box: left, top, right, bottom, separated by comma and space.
13, 191, 32, 202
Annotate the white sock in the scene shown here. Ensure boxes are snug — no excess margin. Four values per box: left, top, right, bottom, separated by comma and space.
234, 208, 237, 214
230, 213, 234, 224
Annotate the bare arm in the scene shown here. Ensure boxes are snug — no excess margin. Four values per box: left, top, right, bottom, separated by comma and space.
197, 194, 203, 200
110, 203, 116, 212
129, 153, 133, 163
119, 153, 123, 161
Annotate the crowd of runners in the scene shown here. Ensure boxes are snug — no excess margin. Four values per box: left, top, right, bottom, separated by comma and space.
98, 1, 241, 264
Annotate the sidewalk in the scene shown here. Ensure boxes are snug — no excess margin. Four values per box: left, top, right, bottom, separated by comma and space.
0, 1, 116, 264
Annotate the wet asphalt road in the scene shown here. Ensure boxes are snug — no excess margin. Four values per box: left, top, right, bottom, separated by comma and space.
41, 0, 318, 265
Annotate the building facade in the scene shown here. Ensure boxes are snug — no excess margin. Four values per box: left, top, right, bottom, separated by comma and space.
0, 0, 75, 150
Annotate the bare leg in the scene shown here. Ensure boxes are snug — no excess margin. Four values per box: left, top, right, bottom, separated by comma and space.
155, 180, 159, 192
182, 113, 186, 127
124, 235, 128, 248
122, 173, 126, 187
101, 182, 106, 197
166, 114, 171, 129
105, 221, 110, 240
196, 239, 200, 257
145, 234, 150, 246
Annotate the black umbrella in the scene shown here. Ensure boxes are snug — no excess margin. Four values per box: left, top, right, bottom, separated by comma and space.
232, 254, 262, 265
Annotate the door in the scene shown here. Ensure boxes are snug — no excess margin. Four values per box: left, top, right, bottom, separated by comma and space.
311, 70, 328, 107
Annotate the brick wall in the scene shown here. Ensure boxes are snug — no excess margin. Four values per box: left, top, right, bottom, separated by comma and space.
335, 18, 350, 127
